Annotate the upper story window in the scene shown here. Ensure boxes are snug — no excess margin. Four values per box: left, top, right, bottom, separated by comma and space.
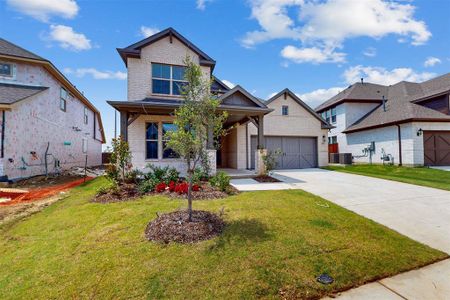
152, 63, 187, 96
282, 105, 289, 116
0, 62, 14, 78
331, 107, 337, 123
84, 107, 88, 124
321, 107, 337, 124
60, 87, 68, 112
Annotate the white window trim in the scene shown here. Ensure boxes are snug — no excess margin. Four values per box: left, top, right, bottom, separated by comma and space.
84, 107, 89, 124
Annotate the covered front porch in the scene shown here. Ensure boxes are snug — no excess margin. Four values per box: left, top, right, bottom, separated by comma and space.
107, 86, 273, 174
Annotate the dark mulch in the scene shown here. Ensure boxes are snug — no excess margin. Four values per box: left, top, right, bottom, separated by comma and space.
162, 183, 237, 200
145, 210, 225, 243
254, 175, 281, 183
92, 183, 140, 203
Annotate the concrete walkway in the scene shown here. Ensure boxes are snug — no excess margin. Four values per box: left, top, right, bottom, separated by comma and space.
269, 169, 450, 299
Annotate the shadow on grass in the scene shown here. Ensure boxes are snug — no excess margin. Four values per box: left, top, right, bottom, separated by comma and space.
208, 218, 272, 251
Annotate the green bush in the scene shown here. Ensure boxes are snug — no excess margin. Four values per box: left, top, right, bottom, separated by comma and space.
192, 167, 208, 184
209, 171, 230, 192
138, 175, 159, 194
96, 181, 119, 196
125, 169, 143, 184
145, 164, 180, 184
105, 164, 119, 183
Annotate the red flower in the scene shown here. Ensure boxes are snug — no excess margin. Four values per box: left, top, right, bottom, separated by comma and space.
155, 182, 167, 193
175, 182, 189, 194
192, 184, 200, 191
168, 181, 176, 192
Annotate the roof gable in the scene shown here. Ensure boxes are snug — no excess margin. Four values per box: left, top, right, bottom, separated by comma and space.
219, 85, 267, 108
117, 28, 216, 68
267, 88, 332, 129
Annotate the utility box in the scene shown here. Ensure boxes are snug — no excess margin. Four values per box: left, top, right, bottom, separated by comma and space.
339, 153, 352, 165
329, 153, 339, 163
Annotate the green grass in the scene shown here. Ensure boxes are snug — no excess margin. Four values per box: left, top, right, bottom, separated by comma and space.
0, 178, 446, 299
325, 165, 450, 191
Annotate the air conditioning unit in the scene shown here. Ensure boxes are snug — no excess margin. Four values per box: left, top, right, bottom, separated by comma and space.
339, 153, 352, 165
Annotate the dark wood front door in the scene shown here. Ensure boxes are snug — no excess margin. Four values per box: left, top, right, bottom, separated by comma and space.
424, 131, 450, 166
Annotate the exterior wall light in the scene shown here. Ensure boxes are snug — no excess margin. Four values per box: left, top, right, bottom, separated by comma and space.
322, 135, 327, 144
417, 128, 423, 136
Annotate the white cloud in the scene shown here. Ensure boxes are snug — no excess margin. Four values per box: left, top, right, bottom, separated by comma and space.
297, 87, 344, 108
64, 68, 127, 80
7, 0, 79, 22
140, 26, 160, 38
48, 25, 91, 51
221, 80, 236, 89
424, 56, 441, 67
196, 0, 213, 10
343, 65, 435, 85
363, 47, 377, 57
281, 45, 346, 64
242, 0, 431, 64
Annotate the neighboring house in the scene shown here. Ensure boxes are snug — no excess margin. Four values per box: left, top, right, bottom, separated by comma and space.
108, 28, 330, 174
316, 75, 450, 166
0, 38, 105, 180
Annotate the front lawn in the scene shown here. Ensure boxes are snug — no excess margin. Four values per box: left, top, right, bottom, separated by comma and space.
325, 164, 450, 191
0, 178, 446, 299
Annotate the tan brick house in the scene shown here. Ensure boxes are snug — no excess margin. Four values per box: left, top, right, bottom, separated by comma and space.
108, 28, 331, 174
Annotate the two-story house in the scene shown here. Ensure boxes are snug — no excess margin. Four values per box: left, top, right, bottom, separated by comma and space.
108, 28, 331, 174
316, 75, 450, 166
0, 38, 105, 180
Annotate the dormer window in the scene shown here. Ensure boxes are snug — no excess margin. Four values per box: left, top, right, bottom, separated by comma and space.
0, 62, 14, 78
152, 63, 187, 96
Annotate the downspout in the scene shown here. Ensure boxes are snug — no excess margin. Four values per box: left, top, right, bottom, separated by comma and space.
396, 124, 403, 166
1, 110, 5, 158
246, 123, 249, 169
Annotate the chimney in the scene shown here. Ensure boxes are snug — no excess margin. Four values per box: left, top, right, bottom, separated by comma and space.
361, 78, 364, 84
382, 95, 386, 112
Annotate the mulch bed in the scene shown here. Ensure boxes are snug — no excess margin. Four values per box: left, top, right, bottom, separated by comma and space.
145, 210, 225, 243
160, 183, 238, 200
254, 175, 281, 183
92, 183, 140, 203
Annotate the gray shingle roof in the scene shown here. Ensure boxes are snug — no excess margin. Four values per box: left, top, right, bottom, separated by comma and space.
315, 82, 388, 112
343, 74, 450, 133
0, 82, 48, 104
0, 38, 46, 61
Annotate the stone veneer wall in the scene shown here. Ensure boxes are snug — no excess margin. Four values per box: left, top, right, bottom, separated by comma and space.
0, 61, 102, 179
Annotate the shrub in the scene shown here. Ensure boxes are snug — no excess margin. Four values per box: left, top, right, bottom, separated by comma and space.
175, 182, 189, 194
138, 174, 159, 194
262, 149, 282, 175
192, 167, 208, 184
105, 164, 119, 183
168, 181, 176, 192
192, 184, 200, 192
125, 169, 143, 184
209, 171, 230, 192
155, 182, 167, 193
145, 164, 180, 184
96, 181, 119, 196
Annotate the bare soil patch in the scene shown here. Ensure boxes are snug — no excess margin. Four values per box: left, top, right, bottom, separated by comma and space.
145, 210, 225, 243
254, 175, 281, 183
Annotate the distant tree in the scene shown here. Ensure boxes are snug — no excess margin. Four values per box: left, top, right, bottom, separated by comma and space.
165, 57, 228, 221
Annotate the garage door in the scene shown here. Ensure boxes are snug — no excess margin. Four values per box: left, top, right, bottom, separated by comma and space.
251, 136, 318, 169
424, 131, 450, 166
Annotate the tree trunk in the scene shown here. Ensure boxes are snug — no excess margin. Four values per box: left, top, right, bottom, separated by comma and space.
187, 169, 193, 222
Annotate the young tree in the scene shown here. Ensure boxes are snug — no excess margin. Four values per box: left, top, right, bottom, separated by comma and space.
165, 58, 227, 221
109, 136, 132, 182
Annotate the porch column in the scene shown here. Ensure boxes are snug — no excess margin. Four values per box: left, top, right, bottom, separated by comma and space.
257, 114, 264, 149
120, 111, 128, 142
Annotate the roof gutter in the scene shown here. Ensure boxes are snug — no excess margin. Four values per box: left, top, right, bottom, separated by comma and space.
343, 118, 450, 134
396, 124, 403, 166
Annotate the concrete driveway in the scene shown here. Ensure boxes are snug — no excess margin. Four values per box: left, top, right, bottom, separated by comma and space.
271, 168, 450, 299
273, 168, 450, 254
